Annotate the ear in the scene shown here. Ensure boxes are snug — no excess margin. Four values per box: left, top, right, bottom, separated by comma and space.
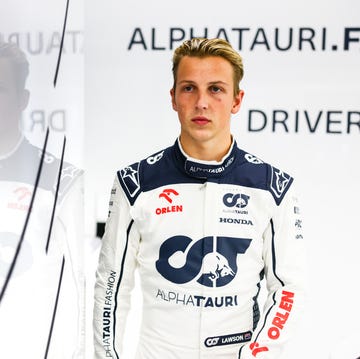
20, 89, 30, 111
231, 89, 244, 114
170, 88, 178, 112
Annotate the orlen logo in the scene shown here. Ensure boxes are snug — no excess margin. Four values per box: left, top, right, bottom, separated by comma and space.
250, 342, 269, 356
223, 193, 250, 208
159, 188, 178, 203
156, 236, 252, 287
7, 187, 32, 211
156, 188, 182, 215
249, 290, 295, 357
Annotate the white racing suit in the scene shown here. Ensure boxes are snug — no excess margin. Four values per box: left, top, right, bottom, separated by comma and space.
0, 136, 84, 358
93, 138, 306, 359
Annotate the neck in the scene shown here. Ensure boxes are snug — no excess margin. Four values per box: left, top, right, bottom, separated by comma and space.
179, 135, 233, 162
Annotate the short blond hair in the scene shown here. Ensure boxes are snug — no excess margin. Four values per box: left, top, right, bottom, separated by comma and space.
172, 38, 244, 97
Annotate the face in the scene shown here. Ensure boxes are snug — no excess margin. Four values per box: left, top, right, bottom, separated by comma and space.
170, 56, 243, 156
0, 58, 29, 134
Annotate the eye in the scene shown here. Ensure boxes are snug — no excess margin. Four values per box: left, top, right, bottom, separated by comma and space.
183, 85, 193, 92
210, 86, 222, 93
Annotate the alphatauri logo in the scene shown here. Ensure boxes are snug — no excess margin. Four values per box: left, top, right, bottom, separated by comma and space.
156, 236, 252, 287
223, 193, 250, 208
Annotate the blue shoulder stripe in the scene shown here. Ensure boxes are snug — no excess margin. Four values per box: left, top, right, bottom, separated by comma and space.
268, 165, 293, 206
117, 162, 141, 205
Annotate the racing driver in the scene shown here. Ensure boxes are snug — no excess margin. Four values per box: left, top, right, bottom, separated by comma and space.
93, 37, 306, 359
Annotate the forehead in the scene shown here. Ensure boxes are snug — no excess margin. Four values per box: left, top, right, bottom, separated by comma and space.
0, 58, 17, 87
176, 56, 234, 82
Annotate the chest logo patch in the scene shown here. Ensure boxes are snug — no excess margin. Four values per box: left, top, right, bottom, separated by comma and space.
156, 236, 252, 288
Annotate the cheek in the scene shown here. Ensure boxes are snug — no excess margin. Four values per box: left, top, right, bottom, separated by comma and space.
173, 98, 188, 113
176, 106, 187, 121
0, 95, 17, 115
214, 96, 231, 107
216, 100, 231, 113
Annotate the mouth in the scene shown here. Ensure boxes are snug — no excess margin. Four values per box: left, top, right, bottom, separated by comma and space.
191, 116, 210, 126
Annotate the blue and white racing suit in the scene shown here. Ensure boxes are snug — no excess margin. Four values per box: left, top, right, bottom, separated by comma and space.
93, 137, 306, 359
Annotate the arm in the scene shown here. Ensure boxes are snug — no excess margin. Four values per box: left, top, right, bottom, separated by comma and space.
54, 172, 85, 358
239, 183, 306, 358
93, 175, 140, 358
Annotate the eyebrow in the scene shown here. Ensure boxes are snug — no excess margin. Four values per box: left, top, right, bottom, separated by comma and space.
208, 81, 229, 87
177, 80, 230, 87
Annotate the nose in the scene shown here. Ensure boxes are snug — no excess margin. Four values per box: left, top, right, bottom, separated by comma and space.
195, 90, 208, 110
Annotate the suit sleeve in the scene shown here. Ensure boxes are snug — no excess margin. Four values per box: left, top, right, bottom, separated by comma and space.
93, 175, 140, 358
239, 182, 306, 358
55, 172, 85, 357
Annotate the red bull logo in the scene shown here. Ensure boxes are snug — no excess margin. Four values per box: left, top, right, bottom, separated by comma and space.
156, 235, 252, 288
200, 252, 235, 285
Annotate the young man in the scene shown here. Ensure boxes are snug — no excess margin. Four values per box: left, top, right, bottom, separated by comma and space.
0, 41, 84, 358
0, 41, 30, 156
93, 38, 305, 358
